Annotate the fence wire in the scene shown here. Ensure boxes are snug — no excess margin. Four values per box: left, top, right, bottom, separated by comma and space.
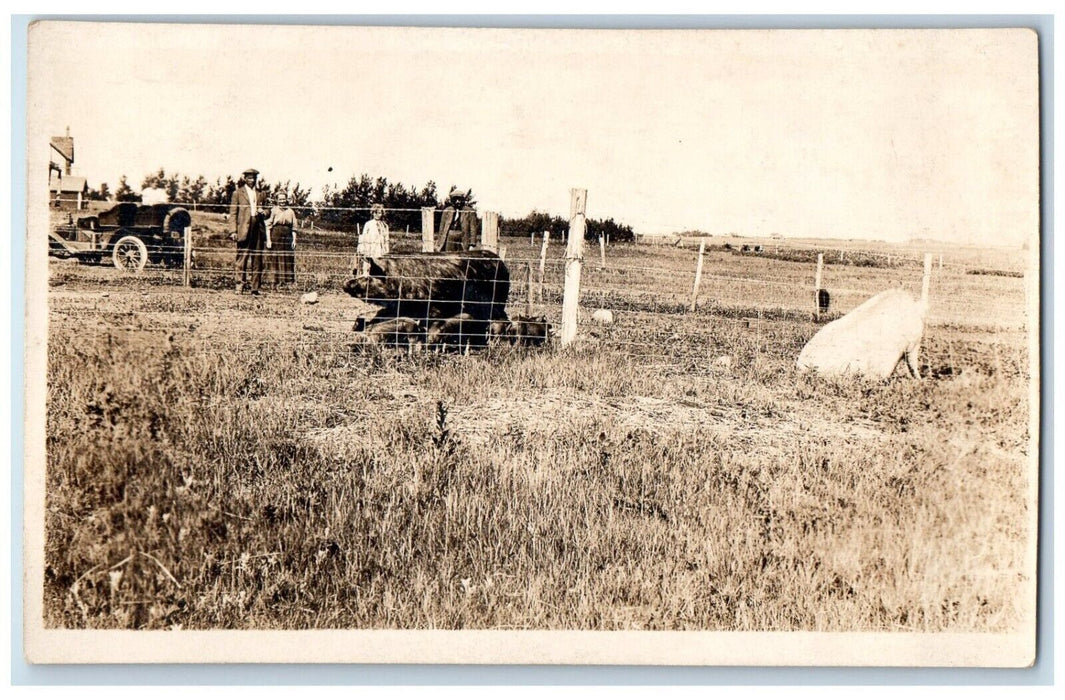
49, 235, 1030, 369
47, 191, 1031, 377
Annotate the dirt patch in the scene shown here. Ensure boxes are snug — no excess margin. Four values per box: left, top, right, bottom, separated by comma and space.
304, 387, 886, 457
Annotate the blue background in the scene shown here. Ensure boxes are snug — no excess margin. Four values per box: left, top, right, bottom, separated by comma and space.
9, 13, 1054, 685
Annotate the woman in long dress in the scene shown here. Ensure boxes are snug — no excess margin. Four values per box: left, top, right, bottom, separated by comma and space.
356, 202, 390, 276
264, 193, 297, 287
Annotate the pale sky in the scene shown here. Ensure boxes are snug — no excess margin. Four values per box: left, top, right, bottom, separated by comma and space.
29, 23, 1038, 244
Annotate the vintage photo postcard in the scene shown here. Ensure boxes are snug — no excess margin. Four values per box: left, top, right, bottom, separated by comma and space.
23, 22, 1041, 665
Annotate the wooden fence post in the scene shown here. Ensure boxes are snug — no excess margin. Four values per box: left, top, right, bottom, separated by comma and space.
921, 252, 933, 307
689, 239, 705, 312
560, 189, 587, 346
538, 231, 550, 301
481, 211, 499, 253
183, 225, 192, 287
526, 262, 533, 317
599, 234, 606, 268
420, 207, 435, 252
499, 245, 507, 261
814, 252, 824, 316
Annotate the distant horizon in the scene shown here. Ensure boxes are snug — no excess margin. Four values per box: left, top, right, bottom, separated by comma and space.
32, 24, 1039, 247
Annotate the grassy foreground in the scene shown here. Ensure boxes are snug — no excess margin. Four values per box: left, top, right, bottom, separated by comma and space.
44, 285, 1031, 631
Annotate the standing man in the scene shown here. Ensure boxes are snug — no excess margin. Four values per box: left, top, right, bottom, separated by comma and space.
435, 186, 481, 252
229, 168, 267, 294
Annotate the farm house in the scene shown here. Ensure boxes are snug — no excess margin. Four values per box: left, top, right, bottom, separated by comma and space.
48, 128, 89, 210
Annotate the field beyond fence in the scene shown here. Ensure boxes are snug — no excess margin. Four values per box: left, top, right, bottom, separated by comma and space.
44, 203, 1034, 632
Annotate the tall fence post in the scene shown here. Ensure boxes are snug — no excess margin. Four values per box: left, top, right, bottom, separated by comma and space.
420, 207, 435, 252
921, 252, 933, 306
481, 211, 499, 253
560, 189, 587, 346
183, 225, 192, 287
538, 231, 550, 301
526, 262, 534, 317
814, 252, 824, 316
599, 234, 606, 268
689, 239, 705, 312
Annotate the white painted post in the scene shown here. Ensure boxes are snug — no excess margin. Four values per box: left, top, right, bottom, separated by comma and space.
481, 211, 499, 253
921, 252, 933, 307
598, 234, 606, 268
538, 231, 550, 301
560, 189, 587, 346
526, 262, 533, 317
420, 206, 435, 252
689, 239, 705, 312
814, 252, 824, 316
183, 225, 192, 287
499, 245, 507, 261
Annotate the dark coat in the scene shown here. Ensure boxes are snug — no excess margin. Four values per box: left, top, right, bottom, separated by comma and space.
435, 207, 480, 252
229, 186, 265, 243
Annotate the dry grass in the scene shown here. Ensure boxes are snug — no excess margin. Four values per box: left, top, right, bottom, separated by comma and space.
43, 229, 1032, 631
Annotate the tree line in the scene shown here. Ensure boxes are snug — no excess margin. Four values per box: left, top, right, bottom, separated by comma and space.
94, 169, 449, 232
88, 169, 636, 240
499, 210, 636, 243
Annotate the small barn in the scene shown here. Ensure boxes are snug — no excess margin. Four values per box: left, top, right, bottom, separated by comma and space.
49, 172, 88, 210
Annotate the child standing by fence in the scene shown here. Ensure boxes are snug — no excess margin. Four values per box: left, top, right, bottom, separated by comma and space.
355, 202, 390, 276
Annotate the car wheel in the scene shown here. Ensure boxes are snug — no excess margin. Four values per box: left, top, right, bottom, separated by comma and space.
112, 235, 148, 272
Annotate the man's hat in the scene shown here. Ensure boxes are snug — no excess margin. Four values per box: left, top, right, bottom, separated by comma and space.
448, 186, 464, 199
243, 168, 260, 176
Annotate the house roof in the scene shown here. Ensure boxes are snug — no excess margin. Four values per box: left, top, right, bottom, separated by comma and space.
49, 173, 87, 193
50, 136, 74, 163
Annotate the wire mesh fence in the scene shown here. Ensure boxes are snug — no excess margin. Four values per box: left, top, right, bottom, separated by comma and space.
47, 199, 1031, 376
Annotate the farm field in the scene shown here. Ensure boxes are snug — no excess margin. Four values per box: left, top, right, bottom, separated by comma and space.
43, 214, 1035, 632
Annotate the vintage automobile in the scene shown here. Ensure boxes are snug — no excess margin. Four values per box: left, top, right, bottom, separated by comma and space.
49, 202, 192, 272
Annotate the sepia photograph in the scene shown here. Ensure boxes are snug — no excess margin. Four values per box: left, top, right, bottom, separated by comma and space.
23, 21, 1041, 666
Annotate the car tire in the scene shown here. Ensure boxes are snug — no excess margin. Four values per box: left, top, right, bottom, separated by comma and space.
112, 235, 148, 272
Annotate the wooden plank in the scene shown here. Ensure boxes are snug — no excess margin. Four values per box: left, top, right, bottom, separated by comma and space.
420, 207, 435, 252
561, 189, 587, 346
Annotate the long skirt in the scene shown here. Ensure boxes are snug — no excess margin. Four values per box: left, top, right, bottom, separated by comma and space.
265, 223, 296, 286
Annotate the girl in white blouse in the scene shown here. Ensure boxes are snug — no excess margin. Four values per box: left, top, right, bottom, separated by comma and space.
356, 202, 391, 276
